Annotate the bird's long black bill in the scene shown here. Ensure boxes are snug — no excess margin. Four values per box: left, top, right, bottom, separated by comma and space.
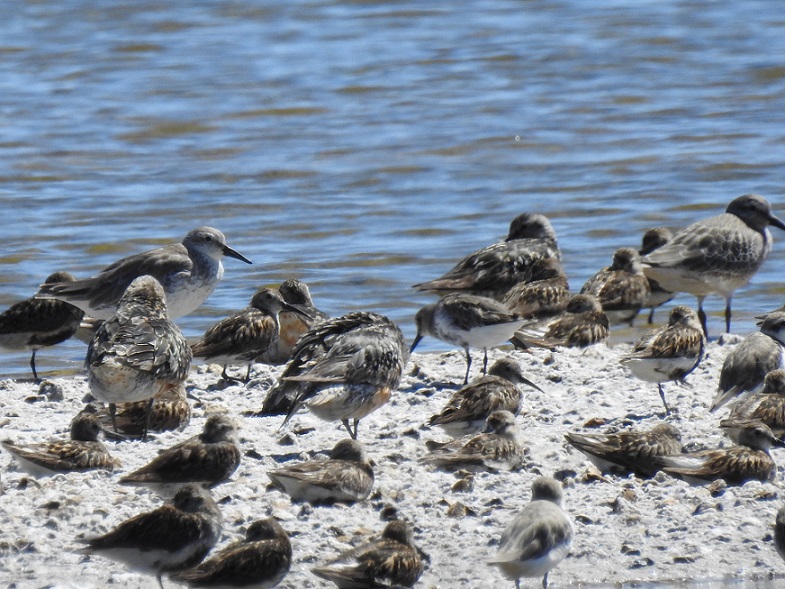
223, 245, 253, 264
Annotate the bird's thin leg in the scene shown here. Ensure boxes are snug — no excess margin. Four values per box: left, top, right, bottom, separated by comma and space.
156, 573, 165, 589
244, 363, 252, 382
647, 308, 655, 324
696, 296, 708, 338
463, 348, 472, 384
658, 383, 671, 415
342, 419, 357, 440
725, 295, 733, 334
142, 397, 155, 442
352, 419, 359, 439
30, 350, 40, 382
542, 571, 549, 589
110, 403, 118, 432
482, 349, 489, 375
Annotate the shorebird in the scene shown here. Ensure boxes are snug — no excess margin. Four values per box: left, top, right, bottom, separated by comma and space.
280, 312, 407, 439
311, 520, 424, 589
257, 279, 329, 365
413, 212, 560, 300
79, 485, 222, 589
423, 410, 527, 472
511, 293, 609, 350
638, 228, 675, 323
564, 423, 683, 478
411, 293, 524, 384
580, 247, 651, 326
428, 357, 542, 437
268, 438, 374, 504
620, 305, 705, 415
120, 414, 241, 494
38, 226, 252, 320
191, 287, 312, 382
641, 194, 785, 336
656, 421, 785, 484
721, 369, 785, 438
501, 258, 570, 321
0, 271, 84, 381
169, 518, 292, 589
1, 412, 119, 476
89, 382, 191, 440
85, 275, 192, 439
711, 312, 785, 412
490, 476, 573, 589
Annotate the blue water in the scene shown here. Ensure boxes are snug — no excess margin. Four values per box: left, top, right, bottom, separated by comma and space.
1, 2, 785, 367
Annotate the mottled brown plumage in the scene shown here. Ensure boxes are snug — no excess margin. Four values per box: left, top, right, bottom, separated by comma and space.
723, 369, 785, 437
511, 293, 609, 350
580, 247, 650, 326
501, 258, 570, 321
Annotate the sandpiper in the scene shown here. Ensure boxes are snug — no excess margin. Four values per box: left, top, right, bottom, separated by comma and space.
638, 228, 675, 323
423, 410, 527, 472
501, 258, 570, 321
1, 412, 119, 476
490, 476, 573, 589
564, 423, 683, 478
656, 421, 785, 484
79, 485, 222, 589
89, 382, 191, 440
120, 414, 241, 494
642, 194, 785, 335
85, 275, 192, 439
722, 369, 785, 437
428, 357, 542, 437
280, 312, 407, 439
257, 279, 329, 365
711, 312, 785, 412
169, 518, 292, 589
268, 438, 374, 504
0, 271, 84, 381
312, 520, 424, 589
38, 226, 252, 320
511, 293, 609, 350
620, 305, 706, 415
580, 247, 651, 326
411, 293, 524, 384
191, 287, 312, 382
413, 212, 560, 300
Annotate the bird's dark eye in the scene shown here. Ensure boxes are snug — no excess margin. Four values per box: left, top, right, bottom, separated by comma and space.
205, 235, 213, 241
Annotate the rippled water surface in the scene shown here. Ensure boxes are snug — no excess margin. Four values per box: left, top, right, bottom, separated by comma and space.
2, 1, 785, 586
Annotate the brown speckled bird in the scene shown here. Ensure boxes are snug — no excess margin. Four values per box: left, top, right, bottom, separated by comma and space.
511, 293, 609, 350
580, 247, 650, 326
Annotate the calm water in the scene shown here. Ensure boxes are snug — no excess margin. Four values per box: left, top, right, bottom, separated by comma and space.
1, 1, 785, 586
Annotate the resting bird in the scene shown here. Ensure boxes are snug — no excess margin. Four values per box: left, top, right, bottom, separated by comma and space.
580, 247, 650, 326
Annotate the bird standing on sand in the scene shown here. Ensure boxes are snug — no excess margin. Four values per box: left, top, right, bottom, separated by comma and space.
119, 414, 241, 493
411, 293, 524, 384
169, 518, 292, 589
85, 275, 192, 439
0, 271, 84, 381
38, 226, 251, 320
641, 194, 785, 336
490, 476, 573, 589
312, 520, 424, 589
1, 412, 119, 476
79, 485, 222, 589
620, 305, 705, 415
413, 212, 560, 300
580, 247, 651, 326
191, 287, 312, 382
428, 357, 542, 437
280, 312, 407, 440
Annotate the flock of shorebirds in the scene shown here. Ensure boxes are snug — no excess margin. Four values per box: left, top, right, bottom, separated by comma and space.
3, 194, 785, 587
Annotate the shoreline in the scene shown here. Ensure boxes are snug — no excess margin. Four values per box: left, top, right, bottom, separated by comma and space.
1, 338, 785, 588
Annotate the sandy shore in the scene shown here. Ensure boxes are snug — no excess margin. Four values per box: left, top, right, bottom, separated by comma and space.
1, 335, 784, 588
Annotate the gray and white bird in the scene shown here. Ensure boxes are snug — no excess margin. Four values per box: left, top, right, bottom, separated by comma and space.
722, 369, 785, 438
79, 485, 222, 589
85, 275, 192, 439
280, 312, 408, 439
38, 226, 251, 320
413, 212, 560, 300
312, 520, 424, 589
411, 293, 524, 384
580, 247, 651, 326
0, 271, 84, 381
119, 414, 241, 494
620, 305, 705, 415
428, 357, 542, 437
490, 477, 573, 589
169, 518, 292, 589
191, 287, 312, 382
642, 194, 785, 336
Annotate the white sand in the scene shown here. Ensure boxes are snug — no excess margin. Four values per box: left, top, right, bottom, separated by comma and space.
1, 335, 784, 588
